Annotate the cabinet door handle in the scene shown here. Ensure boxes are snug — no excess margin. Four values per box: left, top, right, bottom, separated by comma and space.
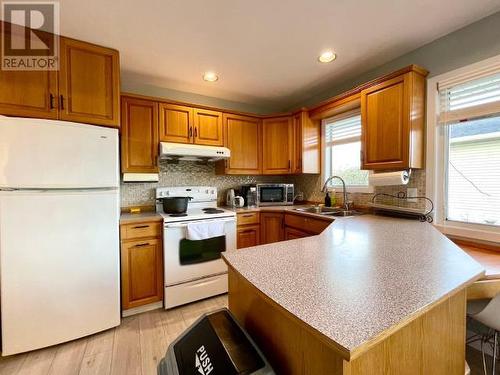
133, 242, 150, 247
59, 95, 65, 110
189, 126, 193, 137
288, 160, 291, 170
49, 93, 55, 109
241, 214, 254, 218
194, 127, 198, 138
133, 225, 149, 229
239, 230, 254, 234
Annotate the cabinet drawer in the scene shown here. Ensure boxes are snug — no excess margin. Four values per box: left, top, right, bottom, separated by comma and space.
237, 212, 260, 226
237, 224, 260, 249
121, 221, 162, 240
284, 213, 331, 235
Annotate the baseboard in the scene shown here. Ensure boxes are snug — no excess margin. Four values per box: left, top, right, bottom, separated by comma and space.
122, 301, 163, 317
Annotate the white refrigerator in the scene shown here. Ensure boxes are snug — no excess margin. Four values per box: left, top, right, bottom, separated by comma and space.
0, 116, 120, 355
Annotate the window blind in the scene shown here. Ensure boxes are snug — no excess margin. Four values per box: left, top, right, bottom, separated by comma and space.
439, 71, 500, 124
324, 109, 361, 145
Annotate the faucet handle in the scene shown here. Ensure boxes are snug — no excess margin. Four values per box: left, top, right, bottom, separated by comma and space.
345, 200, 354, 211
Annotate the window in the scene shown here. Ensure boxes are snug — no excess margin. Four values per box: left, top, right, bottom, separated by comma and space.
322, 110, 371, 192
437, 66, 500, 229
428, 56, 500, 242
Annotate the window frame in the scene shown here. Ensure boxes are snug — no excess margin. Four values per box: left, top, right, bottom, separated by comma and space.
321, 110, 373, 194
426, 54, 500, 242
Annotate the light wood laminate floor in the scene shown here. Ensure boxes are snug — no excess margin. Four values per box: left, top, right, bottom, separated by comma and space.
0, 294, 228, 375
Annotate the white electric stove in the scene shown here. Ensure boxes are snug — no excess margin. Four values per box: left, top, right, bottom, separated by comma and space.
156, 186, 236, 309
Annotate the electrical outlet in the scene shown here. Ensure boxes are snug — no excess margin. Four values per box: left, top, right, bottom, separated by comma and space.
407, 188, 418, 203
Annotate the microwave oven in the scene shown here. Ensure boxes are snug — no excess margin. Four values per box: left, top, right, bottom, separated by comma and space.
256, 184, 294, 206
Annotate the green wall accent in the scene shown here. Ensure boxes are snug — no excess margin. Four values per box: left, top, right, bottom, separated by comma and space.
296, 11, 500, 110
121, 81, 274, 115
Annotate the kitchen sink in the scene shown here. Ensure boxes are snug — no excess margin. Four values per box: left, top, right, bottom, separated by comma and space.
293, 206, 341, 214
293, 207, 363, 217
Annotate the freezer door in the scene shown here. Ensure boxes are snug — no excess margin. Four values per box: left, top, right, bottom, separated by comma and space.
0, 116, 119, 188
0, 189, 120, 355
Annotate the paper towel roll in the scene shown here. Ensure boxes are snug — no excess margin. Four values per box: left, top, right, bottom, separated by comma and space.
368, 171, 410, 186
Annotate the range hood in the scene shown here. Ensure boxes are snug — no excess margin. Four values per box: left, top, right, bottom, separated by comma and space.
159, 142, 230, 161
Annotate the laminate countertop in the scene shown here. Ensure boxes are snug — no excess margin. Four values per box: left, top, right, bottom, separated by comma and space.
227, 204, 336, 221
120, 212, 163, 224
222, 214, 485, 357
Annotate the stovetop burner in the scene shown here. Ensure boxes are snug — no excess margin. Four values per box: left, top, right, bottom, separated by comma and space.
202, 207, 225, 214
169, 213, 188, 217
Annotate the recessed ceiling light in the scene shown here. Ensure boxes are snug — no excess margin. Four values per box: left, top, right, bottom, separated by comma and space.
318, 51, 336, 63
203, 72, 218, 82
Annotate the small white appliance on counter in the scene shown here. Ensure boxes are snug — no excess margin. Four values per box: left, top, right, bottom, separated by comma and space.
0, 116, 120, 355
157, 186, 236, 308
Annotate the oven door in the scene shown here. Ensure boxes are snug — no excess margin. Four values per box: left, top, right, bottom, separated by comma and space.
258, 185, 286, 205
163, 217, 236, 286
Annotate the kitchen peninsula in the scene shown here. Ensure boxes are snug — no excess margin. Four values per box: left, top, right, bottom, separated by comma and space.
223, 215, 485, 374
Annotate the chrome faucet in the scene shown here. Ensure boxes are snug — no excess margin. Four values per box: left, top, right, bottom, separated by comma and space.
321, 175, 350, 211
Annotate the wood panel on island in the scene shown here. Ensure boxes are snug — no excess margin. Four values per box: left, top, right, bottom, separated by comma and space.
0, 22, 120, 127
120, 219, 163, 310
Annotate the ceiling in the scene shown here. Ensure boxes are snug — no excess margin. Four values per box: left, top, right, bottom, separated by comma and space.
53, 1, 500, 111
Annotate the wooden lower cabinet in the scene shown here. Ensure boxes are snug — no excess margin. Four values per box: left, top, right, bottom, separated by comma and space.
237, 212, 260, 249
120, 221, 163, 310
284, 213, 331, 235
284, 226, 310, 240
237, 225, 260, 249
260, 212, 285, 244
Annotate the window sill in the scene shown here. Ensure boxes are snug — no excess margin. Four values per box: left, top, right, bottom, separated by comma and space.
434, 223, 500, 243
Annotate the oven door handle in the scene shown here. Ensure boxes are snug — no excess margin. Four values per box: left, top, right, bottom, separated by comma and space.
165, 217, 236, 228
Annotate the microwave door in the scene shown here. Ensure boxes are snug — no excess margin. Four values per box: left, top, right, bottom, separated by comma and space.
259, 187, 285, 204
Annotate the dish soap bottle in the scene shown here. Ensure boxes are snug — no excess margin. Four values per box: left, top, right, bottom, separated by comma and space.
324, 191, 332, 207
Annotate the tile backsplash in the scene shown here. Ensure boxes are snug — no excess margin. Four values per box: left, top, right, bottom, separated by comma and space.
291, 169, 428, 210
121, 161, 428, 211
120, 160, 289, 207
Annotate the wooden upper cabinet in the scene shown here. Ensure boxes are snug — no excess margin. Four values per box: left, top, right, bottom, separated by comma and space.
219, 113, 262, 175
260, 212, 285, 244
193, 108, 223, 146
361, 70, 426, 170
159, 103, 193, 144
292, 111, 320, 174
262, 116, 293, 174
0, 23, 58, 119
120, 96, 159, 173
0, 69, 58, 119
59, 37, 120, 127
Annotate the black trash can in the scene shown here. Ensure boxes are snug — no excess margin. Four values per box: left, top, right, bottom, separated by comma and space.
158, 308, 275, 375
